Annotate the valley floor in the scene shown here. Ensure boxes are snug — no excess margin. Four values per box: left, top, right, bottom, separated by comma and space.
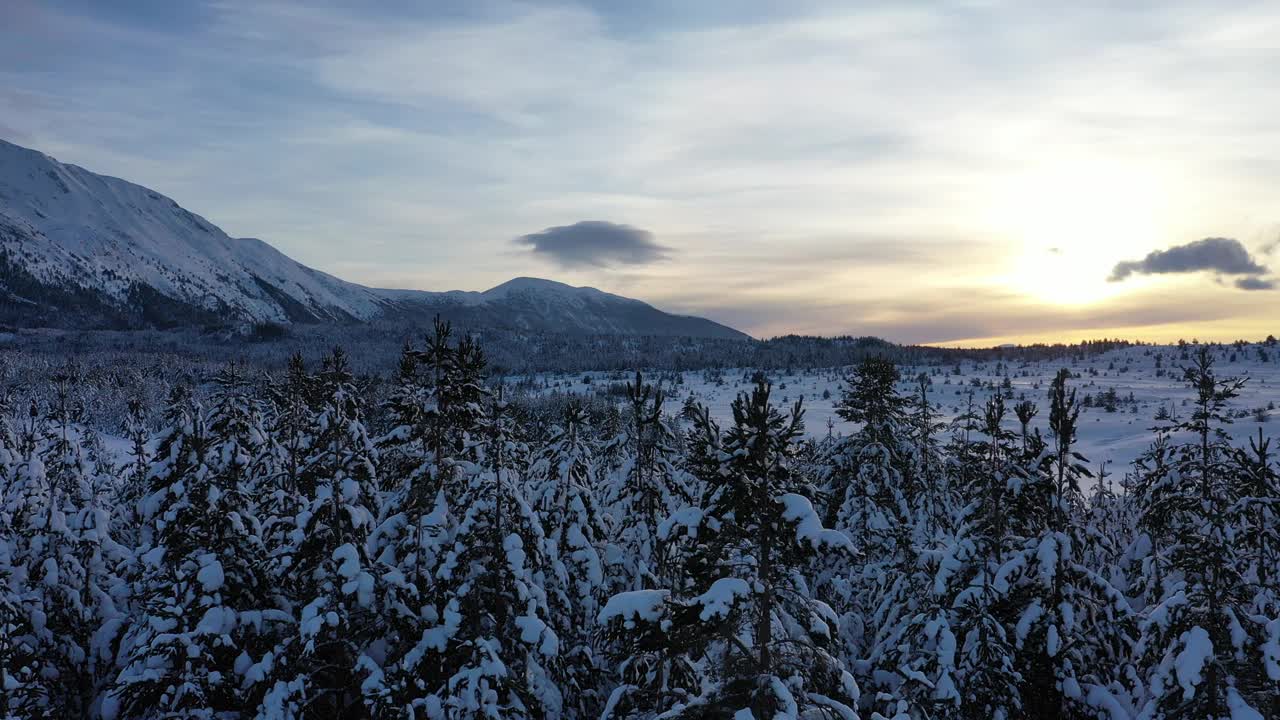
521, 342, 1280, 483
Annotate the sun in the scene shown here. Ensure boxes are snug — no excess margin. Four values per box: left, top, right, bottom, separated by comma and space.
987, 159, 1169, 307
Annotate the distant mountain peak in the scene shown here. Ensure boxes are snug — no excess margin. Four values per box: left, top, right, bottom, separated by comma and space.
481, 276, 634, 303
483, 276, 577, 295
0, 139, 748, 339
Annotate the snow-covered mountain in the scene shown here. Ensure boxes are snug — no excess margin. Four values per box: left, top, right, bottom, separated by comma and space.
379, 277, 748, 338
0, 139, 391, 327
0, 139, 747, 339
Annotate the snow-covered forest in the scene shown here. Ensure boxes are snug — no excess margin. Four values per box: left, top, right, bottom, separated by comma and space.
2, 321, 1279, 719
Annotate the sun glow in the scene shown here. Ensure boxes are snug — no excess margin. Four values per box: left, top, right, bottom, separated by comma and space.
989, 160, 1169, 307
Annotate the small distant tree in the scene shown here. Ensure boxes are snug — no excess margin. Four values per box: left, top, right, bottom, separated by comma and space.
601, 372, 691, 592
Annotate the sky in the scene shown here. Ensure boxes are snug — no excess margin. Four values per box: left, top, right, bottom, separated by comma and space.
3, 0, 1278, 345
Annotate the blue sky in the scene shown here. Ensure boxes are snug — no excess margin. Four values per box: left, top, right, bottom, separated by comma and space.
4, 0, 1278, 343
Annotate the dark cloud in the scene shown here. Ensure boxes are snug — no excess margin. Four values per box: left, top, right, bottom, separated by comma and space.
1109, 237, 1269, 283
1234, 276, 1276, 291
515, 220, 669, 268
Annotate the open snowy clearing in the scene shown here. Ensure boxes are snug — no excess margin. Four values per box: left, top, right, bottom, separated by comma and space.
519, 342, 1280, 481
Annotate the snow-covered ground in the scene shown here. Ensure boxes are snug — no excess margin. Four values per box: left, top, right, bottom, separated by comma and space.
519, 342, 1280, 480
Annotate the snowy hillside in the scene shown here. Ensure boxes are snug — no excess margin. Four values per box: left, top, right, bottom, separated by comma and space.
0, 139, 392, 326
0, 139, 746, 338
381, 277, 749, 338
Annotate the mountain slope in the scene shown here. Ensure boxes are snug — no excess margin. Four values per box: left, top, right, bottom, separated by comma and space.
0, 139, 391, 327
379, 277, 748, 339
0, 139, 748, 339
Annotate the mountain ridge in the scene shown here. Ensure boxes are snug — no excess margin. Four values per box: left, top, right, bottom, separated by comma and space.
0, 139, 748, 340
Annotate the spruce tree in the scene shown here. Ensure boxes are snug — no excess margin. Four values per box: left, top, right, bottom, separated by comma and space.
259, 354, 316, 586
826, 358, 915, 678
860, 375, 965, 719
604, 380, 859, 719
947, 393, 1024, 720
380, 318, 487, 505
20, 371, 128, 718
908, 372, 950, 537
379, 392, 564, 718
267, 353, 318, 495
370, 322, 490, 714
0, 399, 45, 718
601, 372, 690, 593
0, 389, 19, 498
1002, 370, 1135, 718
111, 396, 153, 548
529, 401, 611, 719
1135, 348, 1273, 718
259, 349, 386, 719
1231, 430, 1279, 612
828, 357, 914, 559
109, 375, 272, 719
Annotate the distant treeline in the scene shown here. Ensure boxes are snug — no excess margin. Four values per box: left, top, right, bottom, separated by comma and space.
0, 320, 1189, 375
